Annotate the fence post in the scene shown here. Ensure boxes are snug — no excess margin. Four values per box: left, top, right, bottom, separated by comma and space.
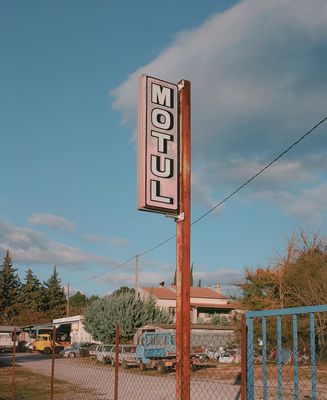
11, 326, 17, 400
241, 315, 247, 400
114, 323, 120, 400
50, 325, 56, 400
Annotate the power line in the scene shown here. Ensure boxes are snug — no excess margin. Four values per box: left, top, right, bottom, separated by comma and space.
72, 115, 327, 286
191, 115, 327, 225
72, 255, 136, 285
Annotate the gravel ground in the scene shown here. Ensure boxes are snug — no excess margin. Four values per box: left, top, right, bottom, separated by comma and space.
0, 353, 241, 400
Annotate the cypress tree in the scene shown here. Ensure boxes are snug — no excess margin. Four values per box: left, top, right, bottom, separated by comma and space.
16, 268, 44, 324
172, 268, 177, 286
44, 266, 66, 320
190, 263, 194, 287
0, 250, 21, 324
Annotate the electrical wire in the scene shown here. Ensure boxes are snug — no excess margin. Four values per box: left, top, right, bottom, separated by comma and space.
72, 255, 136, 285
72, 115, 327, 286
191, 116, 327, 225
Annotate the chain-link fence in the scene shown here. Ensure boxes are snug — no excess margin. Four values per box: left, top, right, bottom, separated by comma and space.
3, 310, 326, 400
1, 325, 243, 400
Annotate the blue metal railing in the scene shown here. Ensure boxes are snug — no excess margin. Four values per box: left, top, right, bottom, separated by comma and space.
246, 304, 327, 400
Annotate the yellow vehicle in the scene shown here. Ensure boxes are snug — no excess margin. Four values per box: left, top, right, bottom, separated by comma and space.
32, 334, 63, 355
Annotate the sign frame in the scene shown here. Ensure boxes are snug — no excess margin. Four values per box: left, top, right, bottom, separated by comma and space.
137, 75, 180, 215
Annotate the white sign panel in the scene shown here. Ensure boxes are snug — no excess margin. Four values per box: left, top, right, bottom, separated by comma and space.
137, 75, 179, 214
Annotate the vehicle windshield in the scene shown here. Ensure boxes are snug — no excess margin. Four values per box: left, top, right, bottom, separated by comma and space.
103, 346, 112, 351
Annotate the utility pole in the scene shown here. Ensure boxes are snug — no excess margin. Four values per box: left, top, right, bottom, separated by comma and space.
135, 255, 139, 298
176, 79, 191, 400
66, 283, 70, 317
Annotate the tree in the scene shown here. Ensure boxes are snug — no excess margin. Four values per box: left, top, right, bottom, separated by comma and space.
190, 263, 194, 287
70, 291, 88, 315
16, 268, 45, 325
239, 231, 327, 357
198, 279, 202, 287
84, 291, 171, 343
0, 251, 21, 324
211, 314, 230, 327
172, 269, 177, 286
112, 286, 135, 297
44, 266, 66, 320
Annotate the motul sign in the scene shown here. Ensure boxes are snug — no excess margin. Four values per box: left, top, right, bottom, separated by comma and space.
137, 75, 179, 215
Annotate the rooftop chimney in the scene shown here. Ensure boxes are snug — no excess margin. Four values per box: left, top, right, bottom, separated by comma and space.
214, 283, 221, 294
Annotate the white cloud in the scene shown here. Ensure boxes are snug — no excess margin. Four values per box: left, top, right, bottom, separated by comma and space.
0, 220, 112, 266
194, 268, 244, 286
113, 0, 327, 157
113, 0, 327, 220
255, 183, 327, 224
83, 234, 129, 247
28, 213, 76, 232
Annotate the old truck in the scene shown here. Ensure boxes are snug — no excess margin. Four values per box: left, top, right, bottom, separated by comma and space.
136, 332, 208, 373
0, 332, 18, 351
32, 334, 64, 355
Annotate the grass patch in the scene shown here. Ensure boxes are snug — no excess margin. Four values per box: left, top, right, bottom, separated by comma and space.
0, 366, 101, 400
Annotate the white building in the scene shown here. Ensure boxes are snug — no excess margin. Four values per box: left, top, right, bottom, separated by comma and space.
139, 284, 242, 323
53, 315, 96, 344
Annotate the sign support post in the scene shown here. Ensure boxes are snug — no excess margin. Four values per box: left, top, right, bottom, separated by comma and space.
137, 74, 191, 400
176, 79, 191, 400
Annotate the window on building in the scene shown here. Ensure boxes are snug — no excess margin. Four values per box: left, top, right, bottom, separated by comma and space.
168, 307, 176, 318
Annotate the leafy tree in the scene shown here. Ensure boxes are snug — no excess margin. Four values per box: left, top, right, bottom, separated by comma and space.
112, 286, 135, 297
87, 294, 99, 304
211, 314, 230, 327
0, 251, 21, 324
44, 266, 66, 320
84, 291, 171, 343
239, 231, 327, 357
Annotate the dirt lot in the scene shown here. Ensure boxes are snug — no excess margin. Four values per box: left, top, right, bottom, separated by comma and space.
3, 352, 327, 400
0, 352, 242, 400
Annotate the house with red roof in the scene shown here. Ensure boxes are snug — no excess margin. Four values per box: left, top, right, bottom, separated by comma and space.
139, 284, 241, 323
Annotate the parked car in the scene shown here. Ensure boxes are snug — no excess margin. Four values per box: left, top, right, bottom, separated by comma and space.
205, 346, 225, 360
110, 345, 138, 368
95, 344, 114, 364
219, 349, 241, 363
60, 343, 82, 358
88, 344, 100, 358
60, 342, 94, 358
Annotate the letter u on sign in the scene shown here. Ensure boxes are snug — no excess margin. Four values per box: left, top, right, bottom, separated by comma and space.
137, 75, 179, 215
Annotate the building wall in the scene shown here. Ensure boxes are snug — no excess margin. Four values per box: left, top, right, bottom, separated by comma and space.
190, 297, 228, 305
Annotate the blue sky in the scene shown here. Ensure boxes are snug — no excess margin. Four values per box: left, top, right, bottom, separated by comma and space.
1, 0, 327, 297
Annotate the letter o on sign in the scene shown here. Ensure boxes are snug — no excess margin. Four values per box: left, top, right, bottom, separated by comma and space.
151, 109, 173, 130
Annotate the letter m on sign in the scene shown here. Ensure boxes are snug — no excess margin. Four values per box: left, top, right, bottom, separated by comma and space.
137, 75, 179, 215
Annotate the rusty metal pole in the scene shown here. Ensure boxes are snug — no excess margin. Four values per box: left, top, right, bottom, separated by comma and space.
176, 79, 191, 400
114, 322, 120, 400
241, 314, 247, 400
11, 327, 17, 400
66, 283, 70, 317
135, 255, 139, 298
50, 325, 56, 400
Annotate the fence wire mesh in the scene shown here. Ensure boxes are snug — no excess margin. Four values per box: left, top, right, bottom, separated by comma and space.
0, 327, 242, 400
4, 310, 326, 400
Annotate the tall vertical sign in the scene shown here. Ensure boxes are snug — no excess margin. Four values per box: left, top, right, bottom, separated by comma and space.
137, 75, 191, 400
137, 75, 179, 215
